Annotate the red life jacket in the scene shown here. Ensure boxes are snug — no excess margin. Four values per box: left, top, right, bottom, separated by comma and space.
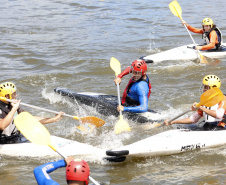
121, 76, 151, 104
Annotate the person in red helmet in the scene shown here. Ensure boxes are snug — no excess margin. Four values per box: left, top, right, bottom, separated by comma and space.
66, 159, 90, 185
114, 59, 151, 113
34, 157, 90, 185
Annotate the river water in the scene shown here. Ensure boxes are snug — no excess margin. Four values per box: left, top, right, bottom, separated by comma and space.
1, 0, 226, 184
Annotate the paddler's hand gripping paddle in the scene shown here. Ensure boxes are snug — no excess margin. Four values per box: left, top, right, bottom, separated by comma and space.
169, 0, 208, 64
156, 88, 224, 127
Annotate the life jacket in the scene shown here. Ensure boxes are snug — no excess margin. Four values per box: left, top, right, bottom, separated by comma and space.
202, 95, 226, 130
0, 101, 19, 139
202, 26, 222, 50
121, 75, 151, 105
203, 104, 222, 123
218, 95, 226, 127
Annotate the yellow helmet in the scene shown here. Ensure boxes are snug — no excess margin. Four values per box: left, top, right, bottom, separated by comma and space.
202, 75, 221, 88
202, 18, 214, 28
0, 82, 17, 99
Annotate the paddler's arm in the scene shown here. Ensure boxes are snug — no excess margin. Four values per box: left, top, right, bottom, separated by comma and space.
114, 66, 131, 85
33, 159, 66, 185
164, 103, 202, 125
198, 106, 217, 117
198, 31, 218, 50
119, 84, 149, 113
164, 117, 193, 126
198, 106, 225, 119
182, 20, 203, 34
34, 112, 64, 124
0, 100, 20, 131
123, 95, 148, 113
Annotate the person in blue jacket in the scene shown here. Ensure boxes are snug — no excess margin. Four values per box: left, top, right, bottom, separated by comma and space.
114, 59, 151, 113
34, 157, 90, 185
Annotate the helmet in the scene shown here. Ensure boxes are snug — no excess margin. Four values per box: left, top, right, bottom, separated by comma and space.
66, 159, 90, 185
0, 82, 17, 99
131, 59, 147, 76
202, 18, 214, 28
202, 75, 221, 88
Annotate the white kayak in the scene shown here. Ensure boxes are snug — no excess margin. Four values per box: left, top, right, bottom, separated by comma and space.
142, 43, 226, 63
106, 129, 226, 161
0, 135, 105, 158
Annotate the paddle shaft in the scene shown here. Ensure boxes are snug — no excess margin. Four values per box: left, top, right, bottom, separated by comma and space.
168, 109, 191, 123
170, 1, 204, 61
48, 144, 67, 159
183, 24, 203, 59
117, 83, 123, 116
3, 98, 77, 119
156, 109, 191, 127
110, 57, 131, 134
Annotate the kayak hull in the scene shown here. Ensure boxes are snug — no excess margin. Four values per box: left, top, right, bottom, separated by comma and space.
54, 87, 163, 123
2, 129, 226, 162
106, 129, 226, 159
142, 43, 226, 63
0, 135, 105, 158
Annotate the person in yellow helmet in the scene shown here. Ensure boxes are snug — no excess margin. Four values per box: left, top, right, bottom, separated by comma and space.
182, 18, 222, 51
0, 82, 64, 144
164, 75, 226, 130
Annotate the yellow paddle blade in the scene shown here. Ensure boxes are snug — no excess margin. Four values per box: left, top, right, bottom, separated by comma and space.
110, 57, 121, 76
169, 0, 182, 20
73, 116, 105, 127
199, 53, 208, 64
196, 88, 224, 107
114, 115, 131, 134
14, 112, 51, 146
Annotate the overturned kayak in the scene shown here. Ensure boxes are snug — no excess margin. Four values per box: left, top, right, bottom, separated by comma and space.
141, 43, 226, 63
0, 135, 105, 158
106, 129, 226, 161
54, 87, 162, 123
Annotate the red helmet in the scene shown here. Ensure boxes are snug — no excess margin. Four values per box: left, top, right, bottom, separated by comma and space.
131, 59, 147, 76
66, 159, 90, 185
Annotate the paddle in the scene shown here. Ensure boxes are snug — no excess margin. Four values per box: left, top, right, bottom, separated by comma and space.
169, 0, 208, 64
0, 97, 105, 128
14, 112, 100, 185
154, 87, 224, 127
110, 57, 131, 134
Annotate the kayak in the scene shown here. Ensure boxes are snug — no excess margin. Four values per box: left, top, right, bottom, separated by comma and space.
106, 129, 226, 161
0, 135, 128, 163
0, 135, 105, 158
54, 87, 163, 123
141, 43, 226, 63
